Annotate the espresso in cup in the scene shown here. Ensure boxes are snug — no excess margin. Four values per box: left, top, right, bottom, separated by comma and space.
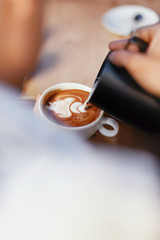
38, 83, 119, 138
43, 89, 101, 127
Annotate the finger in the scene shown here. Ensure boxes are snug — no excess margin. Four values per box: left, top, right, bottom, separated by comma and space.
132, 23, 160, 43
109, 24, 160, 54
146, 28, 160, 57
109, 50, 134, 67
109, 39, 142, 53
109, 50, 160, 97
127, 44, 140, 52
134, 24, 160, 57
127, 57, 160, 97
108, 39, 129, 50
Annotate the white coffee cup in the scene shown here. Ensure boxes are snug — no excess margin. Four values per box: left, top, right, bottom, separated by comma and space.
38, 82, 119, 138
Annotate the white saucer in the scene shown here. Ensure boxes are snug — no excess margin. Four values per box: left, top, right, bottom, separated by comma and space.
102, 5, 160, 36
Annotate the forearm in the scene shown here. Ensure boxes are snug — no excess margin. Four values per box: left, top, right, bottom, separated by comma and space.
0, 0, 43, 88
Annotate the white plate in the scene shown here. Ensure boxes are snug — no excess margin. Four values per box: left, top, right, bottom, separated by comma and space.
102, 5, 160, 36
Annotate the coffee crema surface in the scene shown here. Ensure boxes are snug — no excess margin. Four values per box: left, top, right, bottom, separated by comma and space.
44, 89, 101, 127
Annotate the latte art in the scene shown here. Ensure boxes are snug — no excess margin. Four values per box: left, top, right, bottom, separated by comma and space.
44, 89, 101, 127
47, 97, 86, 118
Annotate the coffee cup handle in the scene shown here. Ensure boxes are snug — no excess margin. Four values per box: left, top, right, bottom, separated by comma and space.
98, 117, 119, 137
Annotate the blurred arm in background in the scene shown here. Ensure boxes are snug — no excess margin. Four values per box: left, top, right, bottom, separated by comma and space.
0, 0, 43, 88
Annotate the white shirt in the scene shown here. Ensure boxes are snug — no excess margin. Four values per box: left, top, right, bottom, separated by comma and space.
0, 84, 159, 240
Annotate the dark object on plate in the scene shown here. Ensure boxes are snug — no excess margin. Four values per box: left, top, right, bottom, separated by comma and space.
130, 14, 143, 34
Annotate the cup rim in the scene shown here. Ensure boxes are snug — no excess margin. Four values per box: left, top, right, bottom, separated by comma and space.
38, 82, 104, 130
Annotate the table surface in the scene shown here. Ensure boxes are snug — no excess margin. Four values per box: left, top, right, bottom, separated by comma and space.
22, 0, 160, 157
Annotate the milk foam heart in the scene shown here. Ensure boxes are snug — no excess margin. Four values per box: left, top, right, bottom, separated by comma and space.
44, 89, 101, 127
47, 97, 86, 118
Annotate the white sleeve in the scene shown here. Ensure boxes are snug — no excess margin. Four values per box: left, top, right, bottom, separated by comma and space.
0, 84, 159, 240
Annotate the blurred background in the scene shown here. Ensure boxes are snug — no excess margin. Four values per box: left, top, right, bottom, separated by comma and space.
21, 0, 160, 156
25, 0, 160, 96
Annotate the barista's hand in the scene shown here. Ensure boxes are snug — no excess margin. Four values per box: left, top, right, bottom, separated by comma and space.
108, 23, 160, 97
